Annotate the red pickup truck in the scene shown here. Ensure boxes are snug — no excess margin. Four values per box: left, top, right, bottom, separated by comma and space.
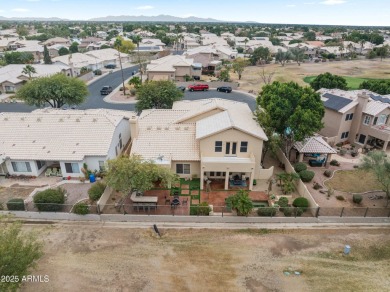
188, 83, 209, 92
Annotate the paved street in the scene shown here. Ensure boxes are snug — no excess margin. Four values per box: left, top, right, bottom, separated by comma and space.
0, 67, 256, 112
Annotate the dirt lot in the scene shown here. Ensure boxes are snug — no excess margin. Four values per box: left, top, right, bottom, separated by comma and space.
20, 225, 390, 292
0, 185, 36, 207
231, 59, 390, 94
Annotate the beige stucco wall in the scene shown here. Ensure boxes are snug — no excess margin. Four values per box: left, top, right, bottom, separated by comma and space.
319, 109, 343, 141
337, 108, 355, 143
171, 161, 200, 178
199, 128, 263, 178
174, 66, 192, 78
147, 71, 173, 81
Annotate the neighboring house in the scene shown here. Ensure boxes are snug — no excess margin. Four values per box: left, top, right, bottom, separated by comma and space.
0, 64, 71, 93
141, 38, 166, 48
146, 55, 201, 82
95, 31, 108, 39
86, 48, 130, 66
318, 89, 390, 151
16, 45, 44, 63
319, 46, 348, 57
0, 37, 19, 52
0, 109, 135, 177
86, 41, 110, 51
48, 44, 69, 58
52, 53, 104, 75
42, 37, 71, 46
131, 98, 269, 191
78, 37, 103, 50
184, 46, 223, 75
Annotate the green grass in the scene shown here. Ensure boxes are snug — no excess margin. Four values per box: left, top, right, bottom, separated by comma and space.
178, 178, 200, 206
303, 76, 384, 90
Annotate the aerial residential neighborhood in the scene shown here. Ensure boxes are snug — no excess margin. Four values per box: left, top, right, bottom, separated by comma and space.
0, 1, 390, 291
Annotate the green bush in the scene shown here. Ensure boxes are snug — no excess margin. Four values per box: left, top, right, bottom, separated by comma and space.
336, 195, 345, 201
277, 197, 289, 211
257, 207, 277, 217
93, 69, 102, 75
88, 182, 106, 201
33, 188, 65, 212
323, 170, 332, 177
73, 202, 89, 215
340, 149, 347, 156
353, 194, 363, 204
294, 162, 307, 173
313, 182, 322, 190
6, 198, 25, 211
292, 197, 309, 211
299, 170, 315, 182
283, 207, 303, 217
190, 202, 211, 216
330, 159, 340, 166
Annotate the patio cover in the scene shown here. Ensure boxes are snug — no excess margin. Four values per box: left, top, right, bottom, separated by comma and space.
294, 136, 337, 154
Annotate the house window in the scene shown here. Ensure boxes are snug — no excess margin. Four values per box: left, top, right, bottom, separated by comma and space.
215, 141, 222, 152
240, 141, 248, 152
216, 172, 221, 176
36, 161, 46, 170
115, 147, 118, 156
98, 161, 105, 171
176, 164, 190, 174
64, 163, 80, 173
11, 162, 32, 172
119, 133, 123, 149
341, 131, 349, 139
225, 142, 237, 155
363, 115, 371, 125
210, 171, 215, 177
378, 114, 387, 125
345, 113, 354, 121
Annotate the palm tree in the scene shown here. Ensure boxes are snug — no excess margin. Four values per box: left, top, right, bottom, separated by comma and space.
347, 43, 354, 59
114, 38, 127, 96
130, 35, 143, 82
22, 65, 36, 80
339, 43, 345, 60
360, 40, 366, 55
244, 38, 249, 54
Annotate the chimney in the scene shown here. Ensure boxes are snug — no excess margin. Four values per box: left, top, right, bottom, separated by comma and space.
349, 91, 369, 143
129, 116, 139, 139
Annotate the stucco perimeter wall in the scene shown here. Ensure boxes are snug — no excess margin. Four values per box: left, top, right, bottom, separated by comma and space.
97, 186, 113, 211
276, 148, 319, 214
176, 81, 239, 89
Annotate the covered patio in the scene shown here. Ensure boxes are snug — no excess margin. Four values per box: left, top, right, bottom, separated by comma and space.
292, 136, 337, 167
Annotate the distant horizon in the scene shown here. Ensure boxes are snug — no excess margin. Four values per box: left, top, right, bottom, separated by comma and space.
0, 0, 389, 26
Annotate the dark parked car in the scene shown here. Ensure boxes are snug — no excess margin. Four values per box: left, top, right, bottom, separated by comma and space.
100, 86, 113, 95
105, 64, 116, 69
177, 86, 186, 92
217, 86, 232, 93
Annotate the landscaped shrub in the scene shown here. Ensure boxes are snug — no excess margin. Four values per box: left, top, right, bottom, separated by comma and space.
294, 162, 307, 173
190, 202, 211, 216
93, 69, 102, 75
336, 195, 345, 201
278, 197, 289, 211
226, 190, 253, 216
6, 198, 25, 211
73, 202, 89, 215
299, 170, 315, 182
33, 188, 65, 212
340, 149, 347, 156
292, 197, 309, 211
257, 207, 277, 217
88, 182, 106, 201
353, 165, 359, 169
313, 182, 323, 190
323, 170, 332, 177
283, 207, 303, 217
330, 159, 340, 166
353, 194, 363, 204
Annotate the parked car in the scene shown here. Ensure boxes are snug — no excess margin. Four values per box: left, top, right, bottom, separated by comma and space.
105, 64, 116, 69
100, 86, 113, 95
177, 86, 186, 92
188, 83, 209, 92
217, 86, 232, 93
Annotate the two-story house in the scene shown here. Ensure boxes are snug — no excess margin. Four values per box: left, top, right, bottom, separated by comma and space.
319, 89, 390, 151
130, 98, 269, 191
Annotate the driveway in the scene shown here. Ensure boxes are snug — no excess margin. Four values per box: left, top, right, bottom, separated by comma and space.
0, 71, 256, 112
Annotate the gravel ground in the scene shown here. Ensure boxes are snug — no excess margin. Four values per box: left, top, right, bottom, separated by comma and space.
60, 183, 92, 212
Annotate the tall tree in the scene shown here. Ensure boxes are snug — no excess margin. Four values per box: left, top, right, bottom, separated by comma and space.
0, 219, 43, 292
114, 37, 135, 96
43, 45, 52, 64
58, 47, 69, 56
130, 35, 144, 81
310, 72, 348, 91
289, 47, 305, 66
232, 58, 249, 80
361, 151, 390, 206
21, 64, 36, 80
250, 47, 270, 65
377, 45, 389, 61
16, 73, 88, 108
4, 52, 34, 64
226, 190, 253, 216
105, 155, 178, 195
257, 81, 324, 156
135, 80, 183, 113
359, 79, 390, 95
275, 49, 291, 66
69, 42, 79, 53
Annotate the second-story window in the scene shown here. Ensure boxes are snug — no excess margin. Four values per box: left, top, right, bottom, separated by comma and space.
345, 113, 354, 121
240, 141, 248, 152
363, 115, 371, 125
119, 133, 123, 149
215, 141, 222, 152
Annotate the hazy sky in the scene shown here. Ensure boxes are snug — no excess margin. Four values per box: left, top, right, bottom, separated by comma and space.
1, 0, 389, 26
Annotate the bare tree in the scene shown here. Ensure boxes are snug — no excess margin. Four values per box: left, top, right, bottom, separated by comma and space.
259, 68, 276, 85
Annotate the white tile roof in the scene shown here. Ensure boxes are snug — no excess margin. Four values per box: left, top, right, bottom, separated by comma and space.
86, 48, 128, 62
0, 64, 70, 85
146, 55, 193, 72
363, 101, 389, 116
294, 136, 337, 154
196, 111, 232, 139
53, 53, 103, 68
0, 109, 135, 161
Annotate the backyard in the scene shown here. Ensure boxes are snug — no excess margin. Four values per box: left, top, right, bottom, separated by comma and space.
19, 225, 390, 292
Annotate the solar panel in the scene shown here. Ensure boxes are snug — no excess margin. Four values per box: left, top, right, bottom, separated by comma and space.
323, 93, 353, 111
369, 94, 390, 104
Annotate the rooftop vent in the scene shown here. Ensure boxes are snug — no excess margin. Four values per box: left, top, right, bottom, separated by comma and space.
147, 126, 152, 130
175, 126, 180, 130
76, 118, 80, 122
4, 117, 8, 121
42, 146, 46, 149
184, 126, 189, 130
156, 126, 162, 130
32, 140, 36, 143
76, 143, 79, 146
21, 117, 24, 121
164, 127, 169, 130
93, 118, 97, 122
37, 117, 41, 122
59, 118, 63, 122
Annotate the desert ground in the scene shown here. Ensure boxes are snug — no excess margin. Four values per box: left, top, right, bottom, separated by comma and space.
230, 58, 390, 94
19, 224, 390, 292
